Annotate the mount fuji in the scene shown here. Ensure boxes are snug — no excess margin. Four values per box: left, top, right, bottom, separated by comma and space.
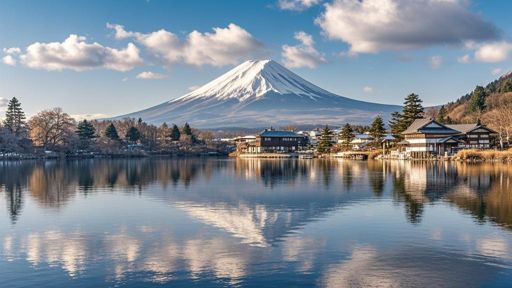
114, 60, 400, 128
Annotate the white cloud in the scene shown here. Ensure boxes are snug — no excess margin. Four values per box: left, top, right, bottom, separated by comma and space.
3, 47, 21, 54
429, 55, 443, 69
2, 47, 21, 66
15, 34, 142, 71
491, 68, 503, 76
363, 86, 373, 93
474, 41, 512, 63
107, 23, 266, 67
70, 113, 108, 121
315, 0, 499, 54
457, 54, 471, 64
188, 85, 201, 91
278, 0, 321, 11
281, 31, 326, 68
136, 71, 167, 80
2, 55, 16, 66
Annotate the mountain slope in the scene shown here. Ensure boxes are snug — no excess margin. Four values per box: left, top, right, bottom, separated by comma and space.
443, 71, 512, 124
114, 59, 400, 128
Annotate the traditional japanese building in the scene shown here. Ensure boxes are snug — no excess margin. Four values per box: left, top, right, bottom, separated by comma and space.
400, 118, 496, 157
244, 129, 309, 153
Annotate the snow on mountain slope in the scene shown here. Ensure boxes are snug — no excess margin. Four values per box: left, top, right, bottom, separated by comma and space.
114, 59, 401, 128
178, 59, 328, 102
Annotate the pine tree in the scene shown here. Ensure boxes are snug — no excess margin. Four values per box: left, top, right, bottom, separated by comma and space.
369, 116, 386, 146
317, 125, 333, 153
436, 105, 447, 123
469, 86, 486, 113
388, 111, 405, 137
170, 124, 181, 141
125, 126, 141, 143
339, 123, 354, 149
3, 97, 26, 136
388, 93, 424, 137
402, 93, 424, 127
182, 122, 197, 143
105, 123, 120, 141
76, 120, 96, 141
183, 123, 192, 135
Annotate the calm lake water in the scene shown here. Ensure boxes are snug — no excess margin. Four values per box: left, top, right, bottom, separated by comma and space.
1, 159, 512, 287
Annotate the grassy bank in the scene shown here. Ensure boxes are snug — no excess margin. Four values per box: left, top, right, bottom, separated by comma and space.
454, 149, 512, 162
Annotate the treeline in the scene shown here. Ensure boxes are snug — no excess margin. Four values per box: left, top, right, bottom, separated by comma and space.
441, 72, 512, 147
316, 93, 425, 153
0, 97, 218, 156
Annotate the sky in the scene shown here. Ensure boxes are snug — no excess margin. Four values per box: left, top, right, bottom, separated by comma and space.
1, 0, 512, 119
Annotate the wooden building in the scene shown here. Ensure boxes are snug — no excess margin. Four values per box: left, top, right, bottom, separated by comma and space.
245, 129, 308, 153
400, 118, 496, 157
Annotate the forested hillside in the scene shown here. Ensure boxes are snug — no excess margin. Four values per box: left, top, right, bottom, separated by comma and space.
437, 72, 512, 146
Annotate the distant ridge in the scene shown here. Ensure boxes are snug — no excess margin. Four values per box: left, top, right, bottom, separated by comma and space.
113, 59, 400, 128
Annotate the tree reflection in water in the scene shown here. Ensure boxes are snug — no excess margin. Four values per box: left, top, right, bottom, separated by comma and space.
0, 159, 512, 229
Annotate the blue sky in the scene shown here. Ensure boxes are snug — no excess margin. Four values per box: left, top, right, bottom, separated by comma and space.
1, 0, 512, 119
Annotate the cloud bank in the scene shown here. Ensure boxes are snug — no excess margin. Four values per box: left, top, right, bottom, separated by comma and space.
282, 31, 326, 68
316, 0, 499, 55
278, 0, 321, 11
4, 35, 143, 71
107, 23, 266, 67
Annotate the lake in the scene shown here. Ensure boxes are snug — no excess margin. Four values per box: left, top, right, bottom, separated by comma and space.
1, 158, 512, 287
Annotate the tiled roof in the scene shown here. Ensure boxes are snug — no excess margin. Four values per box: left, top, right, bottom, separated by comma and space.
401, 118, 432, 134
402, 118, 459, 135
259, 130, 304, 137
446, 124, 478, 133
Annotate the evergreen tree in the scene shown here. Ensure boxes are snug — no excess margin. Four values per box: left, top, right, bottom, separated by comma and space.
3, 97, 26, 136
182, 122, 197, 143
388, 93, 424, 137
402, 93, 424, 127
469, 86, 486, 113
170, 124, 181, 141
317, 125, 333, 153
339, 123, 354, 149
105, 123, 120, 141
125, 126, 141, 143
388, 111, 405, 137
369, 116, 386, 146
183, 122, 193, 135
76, 120, 96, 141
436, 105, 447, 123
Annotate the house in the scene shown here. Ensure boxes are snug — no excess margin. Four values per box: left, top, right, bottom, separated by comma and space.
244, 129, 309, 153
338, 133, 395, 150
400, 118, 496, 157
445, 123, 495, 149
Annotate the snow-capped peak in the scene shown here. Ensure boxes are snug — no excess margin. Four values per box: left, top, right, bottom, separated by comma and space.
175, 59, 329, 102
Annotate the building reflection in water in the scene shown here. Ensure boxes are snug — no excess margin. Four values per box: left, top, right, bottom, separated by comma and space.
1, 159, 512, 285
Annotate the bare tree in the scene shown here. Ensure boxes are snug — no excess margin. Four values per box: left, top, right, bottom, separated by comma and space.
28, 108, 76, 149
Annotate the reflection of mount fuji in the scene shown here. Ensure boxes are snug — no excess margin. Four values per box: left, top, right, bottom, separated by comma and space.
1, 159, 512, 242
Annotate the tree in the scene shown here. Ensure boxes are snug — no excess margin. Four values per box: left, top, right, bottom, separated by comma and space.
3, 97, 26, 136
105, 123, 120, 141
183, 122, 193, 136
402, 93, 424, 127
317, 125, 333, 153
339, 123, 354, 150
125, 126, 141, 143
28, 107, 75, 149
469, 86, 487, 114
76, 120, 96, 140
388, 93, 424, 137
389, 111, 405, 137
182, 122, 197, 143
369, 116, 386, 146
436, 105, 447, 123
170, 124, 181, 141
